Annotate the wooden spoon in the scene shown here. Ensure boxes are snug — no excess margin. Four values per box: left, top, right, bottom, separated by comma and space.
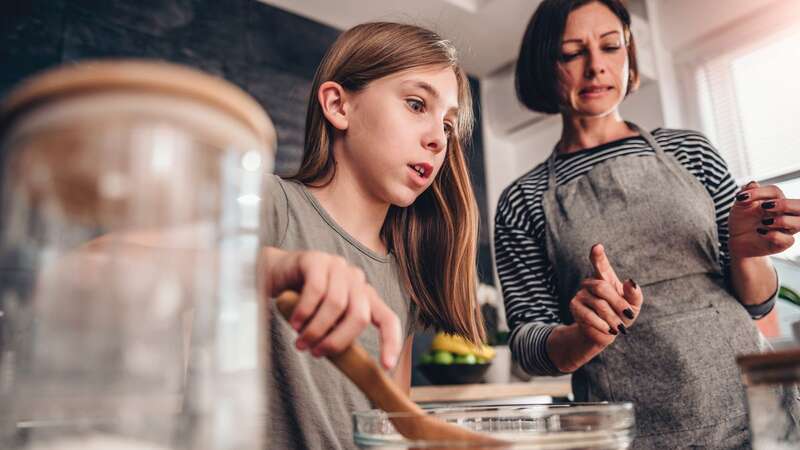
275, 291, 507, 447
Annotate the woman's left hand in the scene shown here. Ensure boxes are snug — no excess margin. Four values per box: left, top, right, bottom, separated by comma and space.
728, 181, 800, 258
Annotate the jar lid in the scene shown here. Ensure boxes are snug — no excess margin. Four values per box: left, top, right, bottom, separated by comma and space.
0, 59, 276, 150
737, 348, 800, 372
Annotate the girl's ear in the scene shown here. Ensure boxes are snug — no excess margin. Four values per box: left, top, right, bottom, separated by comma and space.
318, 81, 349, 131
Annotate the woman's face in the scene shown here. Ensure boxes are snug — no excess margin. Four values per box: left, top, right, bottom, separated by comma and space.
340, 66, 459, 207
556, 1, 629, 117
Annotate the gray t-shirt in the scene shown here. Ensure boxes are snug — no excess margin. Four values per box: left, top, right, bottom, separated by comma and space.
261, 174, 412, 450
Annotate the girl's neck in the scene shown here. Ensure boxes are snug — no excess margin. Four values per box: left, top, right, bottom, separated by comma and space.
306, 167, 390, 256
557, 112, 637, 154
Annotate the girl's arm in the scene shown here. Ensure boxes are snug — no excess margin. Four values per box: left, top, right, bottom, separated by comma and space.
259, 246, 404, 370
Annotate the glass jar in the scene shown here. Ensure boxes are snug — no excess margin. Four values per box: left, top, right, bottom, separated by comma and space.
737, 348, 800, 450
0, 60, 276, 450
353, 403, 635, 449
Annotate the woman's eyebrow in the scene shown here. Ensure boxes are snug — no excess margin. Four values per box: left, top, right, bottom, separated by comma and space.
562, 30, 621, 44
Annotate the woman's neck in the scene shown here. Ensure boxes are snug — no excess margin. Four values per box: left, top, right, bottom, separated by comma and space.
306, 167, 390, 256
558, 113, 638, 154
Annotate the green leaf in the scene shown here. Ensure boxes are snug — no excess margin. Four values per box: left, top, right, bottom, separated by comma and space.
779, 285, 800, 307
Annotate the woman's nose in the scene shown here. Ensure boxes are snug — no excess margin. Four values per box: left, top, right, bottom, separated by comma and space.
584, 48, 606, 78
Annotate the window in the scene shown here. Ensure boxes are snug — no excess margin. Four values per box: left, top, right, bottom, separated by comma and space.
692, 26, 800, 261
695, 28, 800, 183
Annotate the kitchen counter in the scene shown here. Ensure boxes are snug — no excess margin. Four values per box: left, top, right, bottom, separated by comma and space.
410, 377, 572, 404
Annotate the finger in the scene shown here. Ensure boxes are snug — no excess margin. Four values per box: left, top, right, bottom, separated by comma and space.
736, 184, 785, 204
310, 287, 370, 358
760, 215, 800, 235
623, 278, 643, 310
368, 288, 402, 370
297, 262, 351, 350
289, 255, 329, 331
754, 228, 796, 253
760, 198, 800, 217
572, 297, 617, 336
589, 244, 622, 288
585, 294, 628, 334
581, 279, 635, 324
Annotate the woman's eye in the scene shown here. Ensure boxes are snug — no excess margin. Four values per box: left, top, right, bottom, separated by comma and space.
406, 98, 424, 112
603, 46, 621, 52
560, 52, 581, 62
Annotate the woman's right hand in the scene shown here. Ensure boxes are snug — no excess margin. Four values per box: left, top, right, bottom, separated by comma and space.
569, 244, 643, 348
259, 247, 402, 370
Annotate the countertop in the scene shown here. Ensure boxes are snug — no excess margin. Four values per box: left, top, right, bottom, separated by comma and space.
410, 377, 572, 404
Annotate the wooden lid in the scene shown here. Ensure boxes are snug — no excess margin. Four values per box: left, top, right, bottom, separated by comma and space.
736, 347, 800, 372
0, 59, 276, 150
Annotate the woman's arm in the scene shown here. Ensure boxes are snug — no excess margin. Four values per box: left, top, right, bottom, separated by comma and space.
391, 334, 415, 396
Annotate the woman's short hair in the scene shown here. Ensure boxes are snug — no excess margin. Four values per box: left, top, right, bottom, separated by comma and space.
515, 0, 640, 114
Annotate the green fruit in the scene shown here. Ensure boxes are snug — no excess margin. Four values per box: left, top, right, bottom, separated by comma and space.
432, 350, 454, 365
420, 352, 434, 364
476, 357, 487, 364
454, 354, 477, 365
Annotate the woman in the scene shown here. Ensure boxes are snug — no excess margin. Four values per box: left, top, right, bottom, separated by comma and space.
260, 22, 484, 449
494, 0, 800, 448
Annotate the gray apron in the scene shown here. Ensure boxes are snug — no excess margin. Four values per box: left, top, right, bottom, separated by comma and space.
542, 125, 762, 449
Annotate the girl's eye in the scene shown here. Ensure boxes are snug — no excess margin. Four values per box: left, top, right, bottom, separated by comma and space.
603, 46, 621, 52
444, 123, 454, 139
406, 98, 424, 112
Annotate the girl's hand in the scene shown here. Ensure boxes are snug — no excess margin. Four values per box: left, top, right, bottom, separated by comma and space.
729, 182, 799, 258
260, 247, 402, 370
569, 244, 643, 347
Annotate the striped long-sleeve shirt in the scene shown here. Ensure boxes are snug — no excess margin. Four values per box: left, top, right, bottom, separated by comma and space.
494, 128, 776, 376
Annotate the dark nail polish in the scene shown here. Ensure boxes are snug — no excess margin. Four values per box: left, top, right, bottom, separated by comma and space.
736, 192, 750, 202
762, 201, 776, 209
608, 327, 618, 335
618, 324, 628, 335
762, 218, 774, 225
629, 278, 638, 289
624, 308, 635, 320
757, 228, 769, 235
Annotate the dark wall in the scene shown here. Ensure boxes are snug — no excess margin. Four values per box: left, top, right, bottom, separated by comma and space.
0, 0, 493, 284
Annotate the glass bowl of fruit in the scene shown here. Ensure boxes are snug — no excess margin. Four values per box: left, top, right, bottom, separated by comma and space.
418, 333, 494, 384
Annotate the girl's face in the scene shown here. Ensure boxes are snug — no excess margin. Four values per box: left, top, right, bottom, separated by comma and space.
341, 66, 459, 207
556, 1, 629, 117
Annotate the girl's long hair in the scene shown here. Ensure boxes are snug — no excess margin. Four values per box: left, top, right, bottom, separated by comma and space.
289, 22, 485, 344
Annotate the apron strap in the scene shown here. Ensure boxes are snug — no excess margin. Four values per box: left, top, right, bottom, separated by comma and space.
546, 122, 666, 189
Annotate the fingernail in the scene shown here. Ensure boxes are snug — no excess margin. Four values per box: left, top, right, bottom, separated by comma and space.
629, 278, 638, 289
757, 228, 769, 235
762, 218, 774, 225
296, 340, 307, 350
618, 324, 628, 335
311, 348, 323, 357
762, 201, 776, 209
736, 192, 750, 202
608, 327, 618, 335
623, 308, 634, 320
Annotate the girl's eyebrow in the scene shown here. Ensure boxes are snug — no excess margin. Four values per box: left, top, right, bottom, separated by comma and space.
401, 80, 459, 116
562, 30, 620, 44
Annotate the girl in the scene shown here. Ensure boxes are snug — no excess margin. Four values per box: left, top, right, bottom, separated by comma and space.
259, 22, 485, 449
495, 1, 800, 448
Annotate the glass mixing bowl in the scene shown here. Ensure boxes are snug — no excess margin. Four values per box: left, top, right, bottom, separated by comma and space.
353, 403, 635, 449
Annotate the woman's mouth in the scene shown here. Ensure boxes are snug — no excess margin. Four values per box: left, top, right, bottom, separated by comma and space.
579, 85, 613, 98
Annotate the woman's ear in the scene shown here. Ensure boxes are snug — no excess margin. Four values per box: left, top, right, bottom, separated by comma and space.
318, 81, 349, 131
